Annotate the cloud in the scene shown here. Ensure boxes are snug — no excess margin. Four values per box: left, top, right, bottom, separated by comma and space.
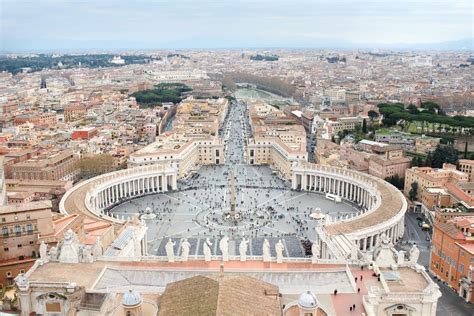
1, 0, 472, 51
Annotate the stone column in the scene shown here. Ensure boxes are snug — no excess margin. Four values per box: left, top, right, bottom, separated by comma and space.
173, 175, 177, 190
163, 174, 168, 191
301, 173, 307, 191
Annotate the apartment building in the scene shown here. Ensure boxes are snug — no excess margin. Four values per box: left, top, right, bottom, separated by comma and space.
128, 98, 228, 178
10, 150, 79, 182
368, 146, 412, 179
459, 159, 474, 182
0, 200, 54, 288
246, 103, 308, 179
430, 215, 474, 303
404, 163, 469, 197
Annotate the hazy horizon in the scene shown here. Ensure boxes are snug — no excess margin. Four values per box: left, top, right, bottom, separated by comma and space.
1, 0, 472, 52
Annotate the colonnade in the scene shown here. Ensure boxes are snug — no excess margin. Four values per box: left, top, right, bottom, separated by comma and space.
356, 220, 404, 252
292, 172, 375, 210
291, 163, 407, 257
91, 173, 177, 211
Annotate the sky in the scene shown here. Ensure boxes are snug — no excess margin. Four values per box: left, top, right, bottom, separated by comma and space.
1, 0, 472, 52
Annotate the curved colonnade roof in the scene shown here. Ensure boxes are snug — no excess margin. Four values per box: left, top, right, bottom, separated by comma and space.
325, 174, 405, 235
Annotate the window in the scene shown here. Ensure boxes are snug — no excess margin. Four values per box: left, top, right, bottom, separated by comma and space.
15, 225, 21, 235
26, 224, 33, 233
459, 264, 464, 273
2, 226, 8, 237
17, 244, 22, 248
3, 247, 8, 252
453, 259, 456, 268
447, 256, 451, 264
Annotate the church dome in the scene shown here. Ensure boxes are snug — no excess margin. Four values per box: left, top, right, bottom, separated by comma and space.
122, 289, 142, 307
298, 291, 319, 309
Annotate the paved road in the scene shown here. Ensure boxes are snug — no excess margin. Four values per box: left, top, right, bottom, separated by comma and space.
223, 101, 249, 164
398, 212, 474, 315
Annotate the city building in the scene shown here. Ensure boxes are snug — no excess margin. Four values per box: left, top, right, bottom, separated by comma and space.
10, 150, 79, 182
128, 98, 228, 177
430, 215, 474, 303
459, 159, 474, 182
404, 163, 469, 197
367, 145, 412, 179
0, 201, 54, 288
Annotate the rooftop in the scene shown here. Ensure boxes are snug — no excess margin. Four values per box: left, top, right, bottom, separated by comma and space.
380, 267, 429, 293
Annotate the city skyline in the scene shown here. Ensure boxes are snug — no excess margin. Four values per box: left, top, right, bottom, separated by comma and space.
1, 0, 472, 52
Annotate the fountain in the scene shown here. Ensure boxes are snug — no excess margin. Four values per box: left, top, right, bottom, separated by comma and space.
140, 207, 156, 220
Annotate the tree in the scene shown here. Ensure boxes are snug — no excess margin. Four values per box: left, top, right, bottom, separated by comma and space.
362, 119, 368, 134
425, 151, 433, 167
407, 104, 419, 114
409, 182, 419, 201
431, 144, 458, 168
368, 110, 379, 121
412, 156, 425, 167
76, 154, 115, 178
385, 175, 404, 190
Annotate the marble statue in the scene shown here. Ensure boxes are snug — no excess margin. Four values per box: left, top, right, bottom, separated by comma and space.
397, 250, 405, 265
219, 236, 229, 261
380, 233, 391, 245
262, 238, 271, 262
15, 273, 28, 289
165, 238, 176, 262
39, 241, 48, 261
203, 237, 212, 262
373, 233, 397, 267
409, 244, 420, 264
239, 238, 249, 262
311, 241, 320, 263
48, 246, 59, 262
59, 229, 80, 263
275, 240, 285, 263
92, 239, 103, 259
181, 238, 191, 261
82, 246, 93, 263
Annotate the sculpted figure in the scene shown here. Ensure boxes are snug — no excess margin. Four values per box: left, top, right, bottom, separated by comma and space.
49, 246, 59, 262
409, 244, 420, 264
82, 246, 94, 263
239, 238, 249, 262
39, 241, 48, 261
181, 238, 191, 261
93, 239, 103, 259
275, 240, 285, 263
165, 238, 176, 262
219, 236, 229, 261
203, 237, 213, 262
262, 238, 271, 262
